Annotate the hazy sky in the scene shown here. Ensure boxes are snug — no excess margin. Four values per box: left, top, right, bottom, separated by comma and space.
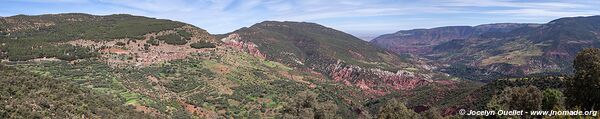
2, 0, 600, 40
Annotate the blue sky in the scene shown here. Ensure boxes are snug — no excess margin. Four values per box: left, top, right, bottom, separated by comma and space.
2, 0, 600, 40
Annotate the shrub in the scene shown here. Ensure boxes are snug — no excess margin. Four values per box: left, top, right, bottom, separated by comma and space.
377, 98, 420, 119
157, 34, 187, 45
146, 37, 159, 46
115, 42, 126, 46
421, 107, 443, 119
281, 91, 339, 119
143, 44, 151, 51
176, 30, 192, 40
542, 89, 563, 110
190, 41, 216, 49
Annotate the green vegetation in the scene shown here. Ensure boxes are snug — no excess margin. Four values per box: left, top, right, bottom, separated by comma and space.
1, 43, 96, 61
231, 21, 410, 71
146, 37, 160, 46
7, 13, 600, 119
176, 30, 192, 39
542, 89, 563, 110
0, 64, 151, 118
157, 33, 187, 45
190, 40, 216, 49
376, 99, 420, 119
567, 48, 600, 110
281, 91, 339, 119
420, 107, 443, 119
6, 14, 184, 41
0, 13, 185, 61
440, 64, 508, 81
116, 41, 126, 46
486, 86, 543, 112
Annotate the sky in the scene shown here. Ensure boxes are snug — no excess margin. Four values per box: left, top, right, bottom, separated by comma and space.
1, 0, 600, 40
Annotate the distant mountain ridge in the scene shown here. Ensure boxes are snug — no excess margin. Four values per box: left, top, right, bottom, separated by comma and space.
371, 23, 539, 55
371, 15, 600, 79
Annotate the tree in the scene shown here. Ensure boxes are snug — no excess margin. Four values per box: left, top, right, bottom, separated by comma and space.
281, 91, 339, 119
146, 37, 159, 46
377, 99, 420, 119
567, 48, 600, 110
542, 89, 563, 110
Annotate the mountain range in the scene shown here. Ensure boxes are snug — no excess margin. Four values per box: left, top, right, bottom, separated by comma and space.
372, 16, 600, 80
1, 13, 598, 118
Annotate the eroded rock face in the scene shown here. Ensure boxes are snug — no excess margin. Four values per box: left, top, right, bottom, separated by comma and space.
323, 60, 429, 96
221, 34, 266, 59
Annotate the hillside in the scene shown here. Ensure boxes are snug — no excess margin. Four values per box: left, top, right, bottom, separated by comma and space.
371, 16, 600, 80
228, 21, 413, 70
223, 21, 462, 96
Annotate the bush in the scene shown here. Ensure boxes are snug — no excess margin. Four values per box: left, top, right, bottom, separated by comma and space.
176, 30, 192, 40
0, 64, 151, 118
487, 86, 543, 111
143, 44, 151, 50
190, 41, 216, 49
146, 37, 159, 46
157, 34, 187, 45
377, 99, 420, 119
421, 107, 443, 119
567, 48, 600, 110
542, 89, 563, 110
281, 91, 339, 119
116, 42, 126, 46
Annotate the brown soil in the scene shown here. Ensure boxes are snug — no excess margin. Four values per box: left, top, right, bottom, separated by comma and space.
133, 105, 161, 116
178, 100, 218, 119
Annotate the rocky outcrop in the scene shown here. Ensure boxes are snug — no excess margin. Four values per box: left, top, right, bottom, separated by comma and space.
324, 60, 429, 96
221, 34, 266, 59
